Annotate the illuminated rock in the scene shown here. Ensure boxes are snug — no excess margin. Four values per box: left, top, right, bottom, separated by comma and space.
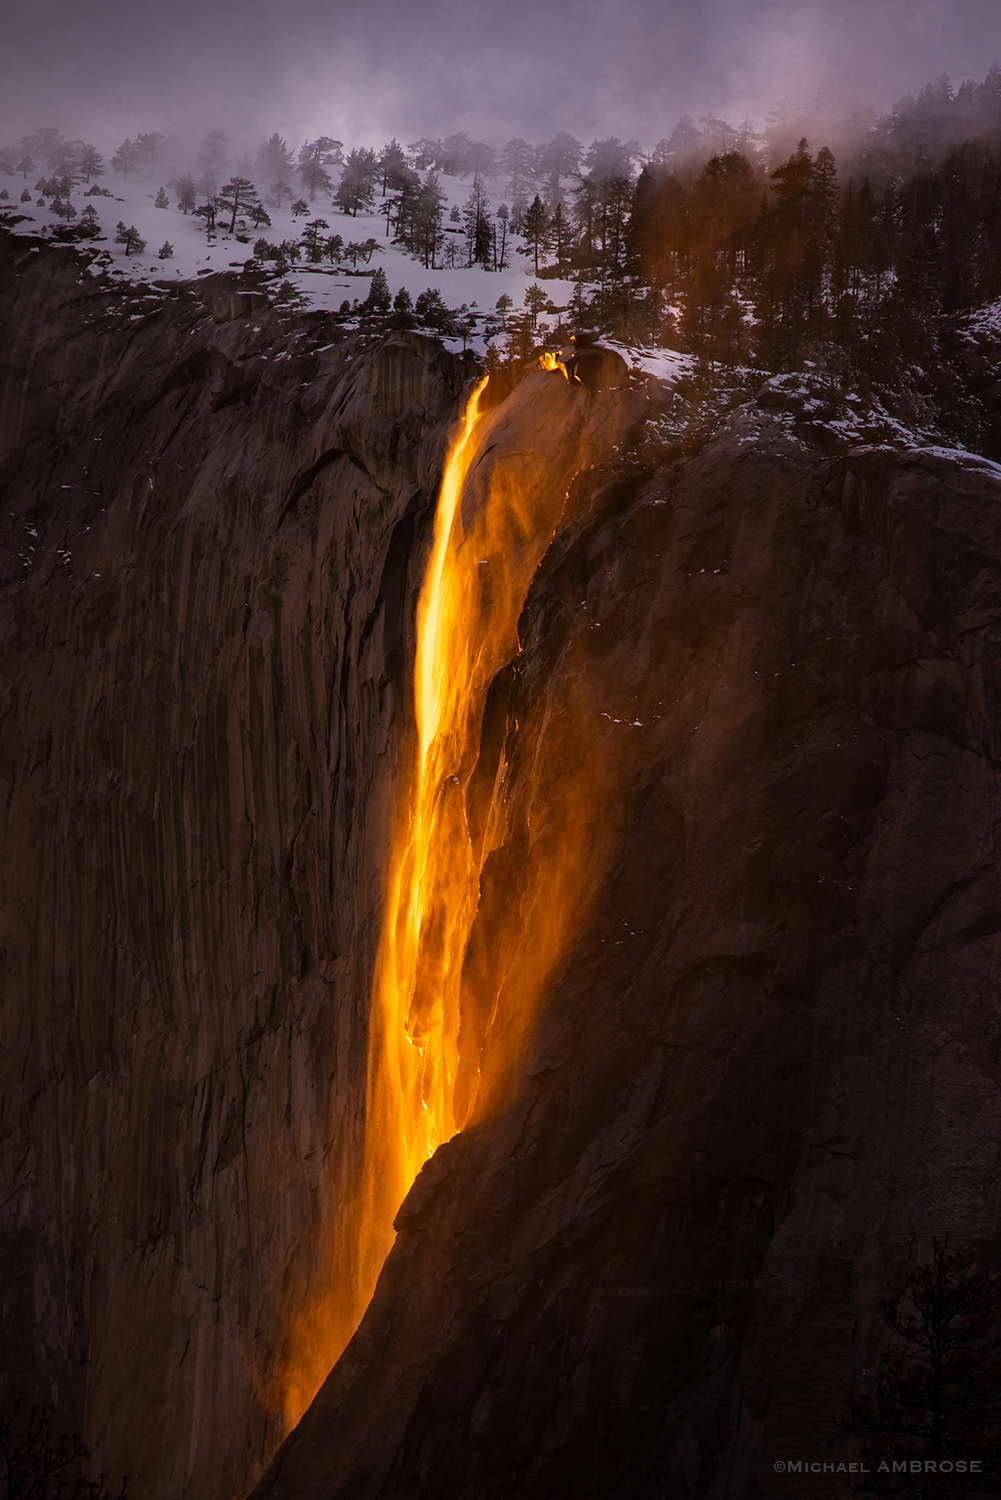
6, 231, 1001, 1500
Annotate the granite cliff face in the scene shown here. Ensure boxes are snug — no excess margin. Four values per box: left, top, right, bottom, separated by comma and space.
252, 412, 1001, 1499
4, 233, 1001, 1500
0, 232, 474, 1498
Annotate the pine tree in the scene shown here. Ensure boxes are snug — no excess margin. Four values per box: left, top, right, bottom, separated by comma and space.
550, 201, 569, 268
538, 132, 583, 182
114, 221, 146, 255
266, 179, 294, 209
157, 241, 174, 258
111, 138, 142, 179
300, 218, 329, 261
364, 266, 391, 312
412, 171, 445, 267
500, 137, 538, 214
78, 144, 103, 182
194, 199, 217, 240
136, 132, 164, 176
496, 203, 510, 270
414, 286, 455, 333
378, 139, 410, 193
298, 137, 342, 201
197, 130, 230, 192
214, 176, 262, 234
22, 127, 65, 170
334, 148, 378, 216
844, 1244, 1001, 1495
461, 177, 493, 267
176, 174, 196, 213
524, 282, 549, 328
75, 204, 101, 240
154, 186, 169, 208
256, 134, 295, 192
521, 193, 550, 274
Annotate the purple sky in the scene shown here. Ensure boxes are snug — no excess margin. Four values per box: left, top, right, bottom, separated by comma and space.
5, 0, 1001, 152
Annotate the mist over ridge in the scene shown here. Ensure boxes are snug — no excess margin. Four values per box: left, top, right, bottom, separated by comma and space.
5, 0, 1001, 161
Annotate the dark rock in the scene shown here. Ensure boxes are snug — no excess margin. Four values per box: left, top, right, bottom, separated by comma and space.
6, 231, 1001, 1500
564, 344, 630, 394
0, 231, 468, 1500
253, 410, 1001, 1500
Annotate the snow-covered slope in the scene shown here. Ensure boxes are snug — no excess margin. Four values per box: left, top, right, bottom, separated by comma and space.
1, 168, 581, 353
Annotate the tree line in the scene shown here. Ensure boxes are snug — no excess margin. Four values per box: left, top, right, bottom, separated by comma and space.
8, 68, 1001, 384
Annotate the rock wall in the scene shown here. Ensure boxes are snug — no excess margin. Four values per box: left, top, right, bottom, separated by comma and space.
255, 413, 1001, 1497
6, 231, 1001, 1500
0, 232, 472, 1499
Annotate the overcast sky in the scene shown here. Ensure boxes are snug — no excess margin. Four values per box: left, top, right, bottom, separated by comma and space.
6, 0, 1001, 152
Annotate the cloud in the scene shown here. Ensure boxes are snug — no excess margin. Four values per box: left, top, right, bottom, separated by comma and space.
4, 0, 1001, 152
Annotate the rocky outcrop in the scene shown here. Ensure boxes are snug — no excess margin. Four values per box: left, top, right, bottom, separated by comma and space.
254, 415, 1001, 1498
6, 231, 1001, 1500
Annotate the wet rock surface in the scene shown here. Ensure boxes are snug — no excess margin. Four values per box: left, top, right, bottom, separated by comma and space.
5, 233, 1001, 1500
255, 417, 1001, 1498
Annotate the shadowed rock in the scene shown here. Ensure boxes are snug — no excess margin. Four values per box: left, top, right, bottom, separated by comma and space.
6, 232, 1001, 1500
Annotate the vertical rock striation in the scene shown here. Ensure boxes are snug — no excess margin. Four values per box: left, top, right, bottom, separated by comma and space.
255, 414, 1001, 1498
0, 232, 471, 1499
6, 232, 1001, 1500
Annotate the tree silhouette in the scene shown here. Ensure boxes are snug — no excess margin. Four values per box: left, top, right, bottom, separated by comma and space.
77, 145, 103, 183
297, 137, 342, 202
114, 222, 146, 256
215, 176, 263, 234
110, 138, 141, 179
0, 1400, 127, 1500
844, 1244, 1001, 1496
520, 193, 549, 273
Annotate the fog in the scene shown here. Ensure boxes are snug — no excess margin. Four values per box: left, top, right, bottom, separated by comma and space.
5, 0, 1001, 155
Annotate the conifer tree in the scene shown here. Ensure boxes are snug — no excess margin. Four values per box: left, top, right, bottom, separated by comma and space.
114, 221, 146, 255
136, 131, 165, 176
216, 176, 264, 234
364, 266, 391, 312
462, 177, 493, 267
496, 203, 510, 270
197, 130, 230, 191
300, 218, 329, 261
378, 139, 410, 193
194, 199, 217, 240
256, 134, 295, 193
334, 148, 378, 216
412, 171, 446, 267
298, 137, 342, 201
111, 138, 142, 179
521, 193, 550, 274
844, 1244, 1001, 1495
78, 144, 103, 182
524, 282, 549, 328
266, 179, 294, 209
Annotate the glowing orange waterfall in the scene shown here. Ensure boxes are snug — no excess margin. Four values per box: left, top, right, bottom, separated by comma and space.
353, 375, 492, 1305
279, 366, 608, 1428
